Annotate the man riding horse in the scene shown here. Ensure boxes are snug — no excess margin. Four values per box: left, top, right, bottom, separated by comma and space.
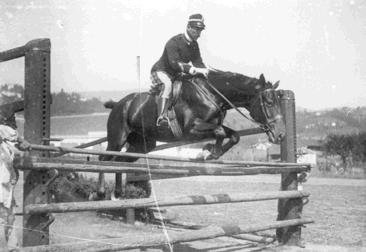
151, 13, 209, 126
97, 14, 285, 199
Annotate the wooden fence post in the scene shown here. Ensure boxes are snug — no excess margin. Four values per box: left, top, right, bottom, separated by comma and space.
277, 90, 303, 245
23, 39, 53, 247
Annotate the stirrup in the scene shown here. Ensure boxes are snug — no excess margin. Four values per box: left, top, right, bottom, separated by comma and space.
156, 115, 170, 127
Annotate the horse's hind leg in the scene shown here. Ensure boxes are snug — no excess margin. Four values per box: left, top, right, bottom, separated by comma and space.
97, 128, 129, 200
112, 133, 156, 199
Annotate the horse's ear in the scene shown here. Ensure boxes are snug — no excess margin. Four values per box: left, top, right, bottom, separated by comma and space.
273, 81, 280, 89
259, 74, 266, 84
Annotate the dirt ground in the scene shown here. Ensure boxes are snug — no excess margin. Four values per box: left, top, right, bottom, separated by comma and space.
9, 174, 366, 251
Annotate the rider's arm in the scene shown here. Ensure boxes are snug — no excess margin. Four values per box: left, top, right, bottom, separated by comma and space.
165, 39, 190, 73
191, 42, 205, 68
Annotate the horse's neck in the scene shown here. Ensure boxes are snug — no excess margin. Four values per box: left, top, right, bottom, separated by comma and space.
182, 78, 218, 103
205, 74, 259, 108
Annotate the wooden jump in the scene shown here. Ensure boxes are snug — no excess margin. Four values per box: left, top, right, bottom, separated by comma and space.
24, 190, 310, 214
12, 38, 311, 249
18, 218, 314, 252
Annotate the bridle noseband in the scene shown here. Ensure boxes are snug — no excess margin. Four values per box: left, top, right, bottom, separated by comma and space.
249, 89, 279, 135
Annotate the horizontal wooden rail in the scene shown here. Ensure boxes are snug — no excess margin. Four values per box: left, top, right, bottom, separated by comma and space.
29, 143, 203, 163
0, 44, 27, 62
46, 127, 263, 157
51, 137, 108, 157
206, 159, 309, 167
27, 144, 310, 168
24, 190, 310, 214
0, 38, 50, 62
18, 218, 314, 252
14, 156, 310, 176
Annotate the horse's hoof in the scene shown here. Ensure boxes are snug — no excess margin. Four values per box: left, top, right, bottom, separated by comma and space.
203, 143, 214, 152
210, 154, 221, 160
196, 150, 211, 160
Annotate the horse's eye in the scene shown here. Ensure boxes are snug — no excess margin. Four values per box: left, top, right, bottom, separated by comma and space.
264, 94, 274, 105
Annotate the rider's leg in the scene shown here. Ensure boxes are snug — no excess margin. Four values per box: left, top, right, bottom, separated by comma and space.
155, 72, 172, 126
157, 97, 169, 126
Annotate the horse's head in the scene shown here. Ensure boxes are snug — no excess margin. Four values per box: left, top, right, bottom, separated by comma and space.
249, 74, 285, 144
202, 69, 285, 144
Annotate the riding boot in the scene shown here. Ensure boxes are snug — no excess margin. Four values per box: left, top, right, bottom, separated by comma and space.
156, 97, 169, 126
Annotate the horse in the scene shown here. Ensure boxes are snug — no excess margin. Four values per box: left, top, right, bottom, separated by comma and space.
98, 69, 285, 198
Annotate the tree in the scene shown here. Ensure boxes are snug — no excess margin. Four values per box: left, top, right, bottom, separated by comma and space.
324, 134, 354, 171
352, 132, 366, 163
50, 89, 104, 115
0, 84, 24, 104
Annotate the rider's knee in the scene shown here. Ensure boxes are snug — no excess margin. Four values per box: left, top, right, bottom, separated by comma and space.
161, 85, 170, 99
154, 72, 172, 99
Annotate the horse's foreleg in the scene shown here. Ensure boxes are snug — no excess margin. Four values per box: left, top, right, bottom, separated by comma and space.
190, 119, 228, 159
219, 126, 240, 155
202, 126, 239, 159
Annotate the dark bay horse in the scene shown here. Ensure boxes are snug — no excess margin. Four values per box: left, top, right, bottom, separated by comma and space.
98, 69, 285, 198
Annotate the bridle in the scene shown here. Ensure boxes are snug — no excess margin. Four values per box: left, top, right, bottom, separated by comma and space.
189, 76, 276, 136
249, 89, 279, 134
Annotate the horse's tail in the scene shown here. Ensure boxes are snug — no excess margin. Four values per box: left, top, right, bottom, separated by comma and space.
104, 100, 116, 109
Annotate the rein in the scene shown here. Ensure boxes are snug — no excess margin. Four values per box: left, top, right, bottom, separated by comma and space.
203, 80, 269, 129
204, 79, 256, 123
198, 76, 273, 134
188, 79, 225, 118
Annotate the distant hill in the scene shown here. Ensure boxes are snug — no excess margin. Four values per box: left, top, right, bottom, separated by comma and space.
296, 107, 366, 146
79, 89, 148, 102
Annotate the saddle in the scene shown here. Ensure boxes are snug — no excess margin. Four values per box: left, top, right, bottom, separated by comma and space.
152, 79, 184, 139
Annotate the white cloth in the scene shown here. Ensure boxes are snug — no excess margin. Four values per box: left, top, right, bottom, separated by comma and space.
0, 125, 18, 209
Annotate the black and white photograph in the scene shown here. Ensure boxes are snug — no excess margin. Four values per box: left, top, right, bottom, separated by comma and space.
0, 0, 365, 251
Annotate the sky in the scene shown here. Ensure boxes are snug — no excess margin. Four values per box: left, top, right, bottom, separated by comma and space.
0, 0, 365, 110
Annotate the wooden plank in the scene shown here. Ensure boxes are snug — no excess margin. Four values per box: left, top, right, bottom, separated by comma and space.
0, 44, 26, 62
232, 233, 274, 243
18, 218, 314, 252
24, 190, 310, 214
206, 159, 309, 167
52, 137, 108, 157
26, 144, 310, 168
14, 156, 310, 176
28, 143, 203, 163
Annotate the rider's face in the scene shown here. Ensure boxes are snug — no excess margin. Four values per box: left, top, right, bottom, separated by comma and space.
187, 25, 204, 41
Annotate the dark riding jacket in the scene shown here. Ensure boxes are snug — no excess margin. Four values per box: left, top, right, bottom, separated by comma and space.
151, 33, 205, 78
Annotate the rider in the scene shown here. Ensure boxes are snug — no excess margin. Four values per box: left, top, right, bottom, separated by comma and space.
151, 13, 209, 126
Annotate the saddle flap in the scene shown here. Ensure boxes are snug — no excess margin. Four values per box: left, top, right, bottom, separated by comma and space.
171, 79, 183, 106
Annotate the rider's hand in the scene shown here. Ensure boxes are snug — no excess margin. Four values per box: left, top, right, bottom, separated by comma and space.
190, 67, 209, 78
196, 68, 209, 78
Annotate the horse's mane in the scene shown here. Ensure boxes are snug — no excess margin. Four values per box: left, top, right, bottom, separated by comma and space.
207, 68, 261, 92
